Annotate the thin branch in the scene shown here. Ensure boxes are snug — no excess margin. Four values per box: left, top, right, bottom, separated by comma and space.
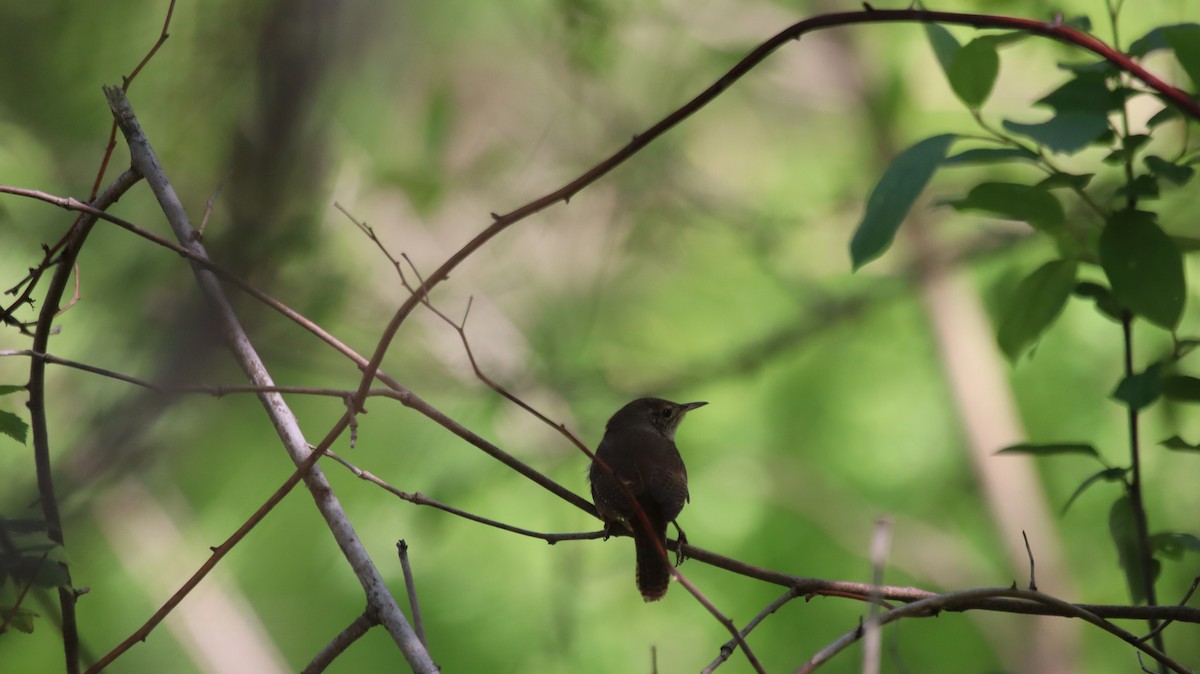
796, 587, 1191, 674
301, 612, 378, 674
26, 168, 141, 674
702, 587, 802, 673
1022, 530, 1037, 591
100, 86, 436, 673
327, 451, 600, 543
396, 541, 427, 648
863, 517, 892, 674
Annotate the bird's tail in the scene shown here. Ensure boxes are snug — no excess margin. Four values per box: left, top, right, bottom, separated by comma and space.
633, 519, 671, 601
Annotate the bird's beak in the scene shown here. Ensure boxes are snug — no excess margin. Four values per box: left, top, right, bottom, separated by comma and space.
681, 401, 708, 412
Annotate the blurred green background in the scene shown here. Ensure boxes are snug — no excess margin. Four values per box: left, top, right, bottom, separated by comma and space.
1, 0, 1198, 672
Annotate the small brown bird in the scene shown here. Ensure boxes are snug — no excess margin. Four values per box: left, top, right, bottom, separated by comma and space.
589, 397, 706, 601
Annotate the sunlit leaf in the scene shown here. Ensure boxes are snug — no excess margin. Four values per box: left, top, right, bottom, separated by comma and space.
948, 39, 1000, 108
996, 260, 1077, 360
1099, 210, 1186, 329
850, 134, 957, 270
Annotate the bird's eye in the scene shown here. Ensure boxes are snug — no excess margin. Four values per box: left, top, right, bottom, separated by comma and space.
659, 407, 673, 419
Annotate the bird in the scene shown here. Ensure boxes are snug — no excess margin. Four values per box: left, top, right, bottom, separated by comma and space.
588, 397, 706, 601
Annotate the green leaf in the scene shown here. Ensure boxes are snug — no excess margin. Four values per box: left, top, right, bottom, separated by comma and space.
1112, 362, 1163, 411
942, 148, 1038, 166
1062, 467, 1128, 514
1109, 495, 1157, 604
1151, 532, 1200, 559
0, 385, 25, 395
1164, 25, 1200, 87
1160, 435, 1200, 451
1103, 134, 1151, 164
1129, 23, 1200, 57
0, 410, 28, 445
995, 442, 1098, 457
947, 182, 1064, 230
1099, 209, 1186, 329
1038, 74, 1125, 113
1173, 236, 1200, 252
850, 134, 957, 270
1162, 375, 1200, 402
1144, 155, 1195, 186
1114, 174, 1159, 200
923, 22, 960, 73
1002, 113, 1110, 154
948, 39, 1000, 108
1146, 105, 1181, 128
5, 606, 38, 633
996, 260, 1077, 360
1037, 172, 1093, 190
1072, 281, 1124, 322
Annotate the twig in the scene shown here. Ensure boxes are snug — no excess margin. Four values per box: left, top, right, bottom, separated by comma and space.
702, 587, 802, 673
326, 452, 602, 543
863, 517, 892, 674
1022, 530, 1037, 591
301, 612, 378, 674
397, 541, 427, 648
1137, 576, 1200, 644
99, 86, 436, 673
795, 587, 1191, 674
26, 167, 141, 674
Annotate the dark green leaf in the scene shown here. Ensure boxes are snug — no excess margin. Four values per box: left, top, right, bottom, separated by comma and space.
1109, 495, 1157, 604
1072, 281, 1124, 322
1165, 25, 1200, 87
1160, 435, 1200, 451
1038, 74, 1125, 113
1144, 155, 1195, 186
1128, 23, 1200, 58
1037, 172, 1093, 190
1099, 209, 1186, 329
1103, 134, 1151, 164
1112, 362, 1163, 411
996, 260, 1077, 360
1151, 532, 1200, 559
1173, 236, 1200, 252
942, 148, 1038, 166
1114, 174, 1159, 200
0, 518, 48, 535
1146, 105, 1181, 128
850, 134, 957, 270
947, 182, 1064, 230
0, 385, 25, 395
4, 606, 39, 634
996, 442, 1098, 457
0, 410, 28, 445
923, 22, 960, 73
1162, 375, 1200, 402
1057, 60, 1117, 76
1062, 467, 1128, 514
948, 39, 1000, 108
1002, 113, 1110, 154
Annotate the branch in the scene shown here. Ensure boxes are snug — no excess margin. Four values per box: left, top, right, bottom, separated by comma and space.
301, 612, 378, 674
98, 86, 436, 673
797, 587, 1191, 674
